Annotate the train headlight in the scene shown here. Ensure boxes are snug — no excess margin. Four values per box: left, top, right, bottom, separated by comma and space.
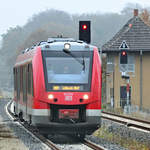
48, 94, 54, 99
83, 94, 89, 100
63, 43, 71, 53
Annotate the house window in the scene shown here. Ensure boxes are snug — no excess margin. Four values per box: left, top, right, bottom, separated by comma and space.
107, 55, 114, 72
128, 55, 135, 72
120, 54, 135, 73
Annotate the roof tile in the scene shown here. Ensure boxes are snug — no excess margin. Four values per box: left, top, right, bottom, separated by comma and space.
102, 16, 150, 52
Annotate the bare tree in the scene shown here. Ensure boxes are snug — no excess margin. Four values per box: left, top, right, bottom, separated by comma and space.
140, 9, 150, 26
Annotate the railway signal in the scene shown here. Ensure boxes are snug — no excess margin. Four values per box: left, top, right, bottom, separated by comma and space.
120, 50, 128, 64
79, 21, 91, 43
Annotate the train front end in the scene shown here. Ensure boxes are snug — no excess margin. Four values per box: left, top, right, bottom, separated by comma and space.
32, 38, 102, 136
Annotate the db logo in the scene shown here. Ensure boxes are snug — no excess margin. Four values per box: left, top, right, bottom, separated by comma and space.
64, 93, 73, 101
65, 96, 72, 101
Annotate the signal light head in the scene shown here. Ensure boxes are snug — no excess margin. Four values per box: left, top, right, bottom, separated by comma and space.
120, 50, 128, 64
82, 24, 87, 30
79, 21, 91, 43
122, 51, 127, 56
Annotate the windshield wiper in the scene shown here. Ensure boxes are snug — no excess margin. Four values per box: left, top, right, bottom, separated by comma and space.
82, 57, 85, 71
63, 49, 85, 71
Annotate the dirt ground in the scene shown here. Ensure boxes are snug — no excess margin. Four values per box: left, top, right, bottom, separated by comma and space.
0, 117, 28, 150
0, 138, 28, 150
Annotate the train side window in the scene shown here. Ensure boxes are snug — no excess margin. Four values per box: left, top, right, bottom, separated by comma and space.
17, 68, 20, 100
23, 66, 27, 102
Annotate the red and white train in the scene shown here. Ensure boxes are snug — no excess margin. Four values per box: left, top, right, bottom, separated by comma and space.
13, 38, 102, 137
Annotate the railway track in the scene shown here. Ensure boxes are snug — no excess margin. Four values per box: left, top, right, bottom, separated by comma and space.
83, 139, 106, 150
102, 111, 150, 132
6, 100, 106, 150
6, 101, 60, 150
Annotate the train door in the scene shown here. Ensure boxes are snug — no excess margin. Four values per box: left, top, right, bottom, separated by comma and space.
22, 65, 28, 120
17, 67, 21, 114
27, 64, 33, 121
14, 68, 20, 114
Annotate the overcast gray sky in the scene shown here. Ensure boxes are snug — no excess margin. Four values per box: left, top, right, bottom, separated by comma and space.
0, 0, 150, 35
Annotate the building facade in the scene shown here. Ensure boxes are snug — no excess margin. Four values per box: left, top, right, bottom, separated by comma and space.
102, 9, 150, 111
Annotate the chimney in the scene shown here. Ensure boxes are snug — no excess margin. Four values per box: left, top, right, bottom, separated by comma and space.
134, 9, 138, 17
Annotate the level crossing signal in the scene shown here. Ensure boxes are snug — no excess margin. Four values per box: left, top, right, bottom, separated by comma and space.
79, 21, 91, 43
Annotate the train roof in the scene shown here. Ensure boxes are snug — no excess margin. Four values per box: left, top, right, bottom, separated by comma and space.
15, 38, 97, 67
40, 38, 95, 51
22, 38, 96, 54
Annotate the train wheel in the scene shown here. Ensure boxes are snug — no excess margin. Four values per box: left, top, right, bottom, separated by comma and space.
29, 115, 32, 125
79, 134, 85, 139
43, 134, 49, 138
19, 112, 24, 122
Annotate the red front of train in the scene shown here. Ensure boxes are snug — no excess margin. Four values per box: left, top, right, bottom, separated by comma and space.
13, 38, 102, 137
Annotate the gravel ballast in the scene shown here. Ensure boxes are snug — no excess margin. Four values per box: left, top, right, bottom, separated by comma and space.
102, 118, 150, 145
87, 118, 150, 150
0, 99, 51, 150
2, 99, 150, 150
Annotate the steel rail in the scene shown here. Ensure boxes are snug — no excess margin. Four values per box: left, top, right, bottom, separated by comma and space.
102, 111, 150, 131
83, 139, 107, 150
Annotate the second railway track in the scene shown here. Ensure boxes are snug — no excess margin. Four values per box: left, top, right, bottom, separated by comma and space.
102, 111, 150, 132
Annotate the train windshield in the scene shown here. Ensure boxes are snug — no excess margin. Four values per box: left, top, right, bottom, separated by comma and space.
46, 57, 89, 84
43, 51, 93, 91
